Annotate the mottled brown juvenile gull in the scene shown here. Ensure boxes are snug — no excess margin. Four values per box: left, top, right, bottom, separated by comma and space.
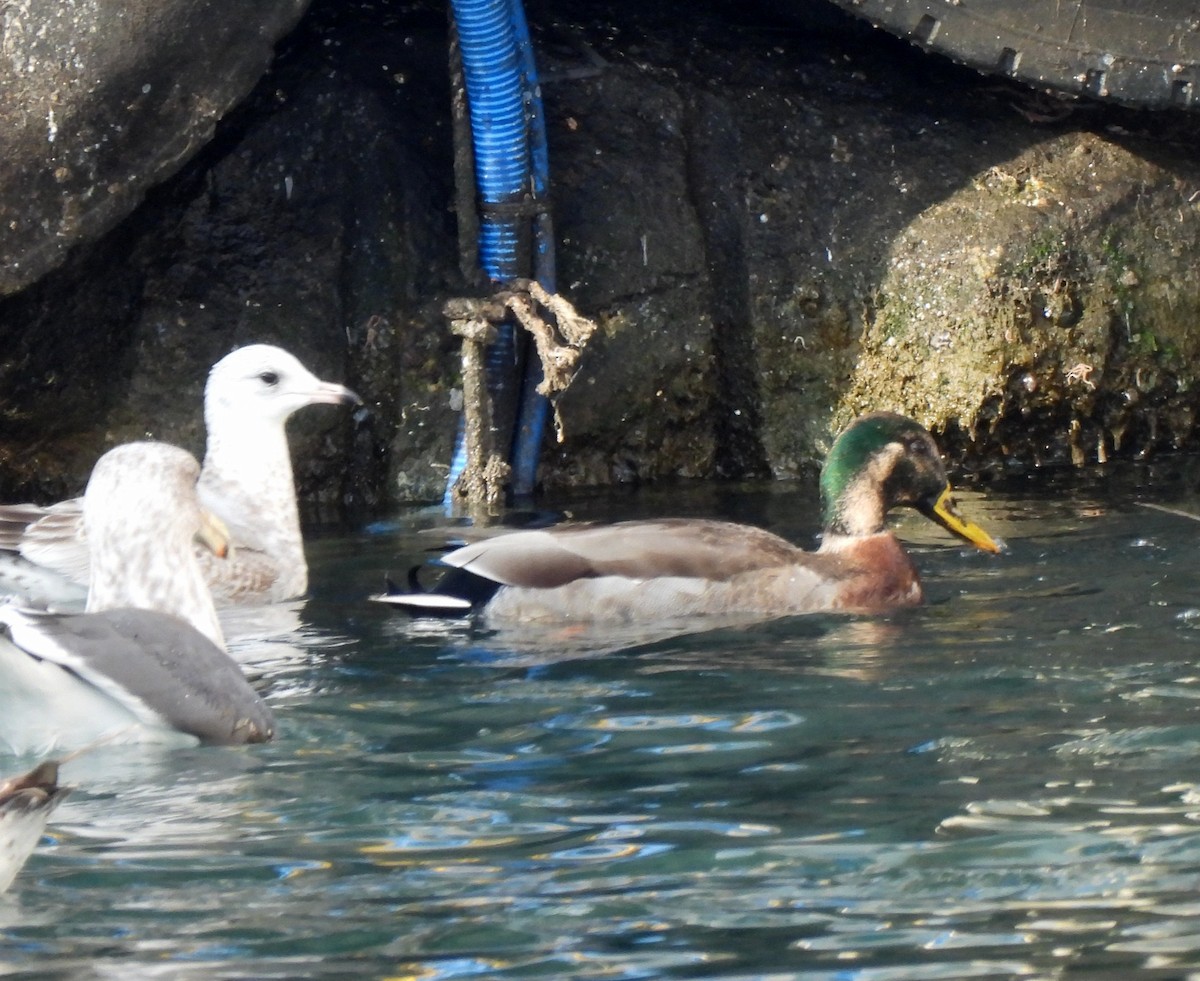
0, 442, 276, 756
0, 759, 70, 892
0, 344, 360, 608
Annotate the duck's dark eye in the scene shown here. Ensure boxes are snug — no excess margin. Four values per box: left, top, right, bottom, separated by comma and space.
258, 371, 280, 386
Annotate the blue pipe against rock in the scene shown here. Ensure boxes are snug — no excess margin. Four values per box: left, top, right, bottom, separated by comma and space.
508, 0, 555, 497
444, 0, 553, 507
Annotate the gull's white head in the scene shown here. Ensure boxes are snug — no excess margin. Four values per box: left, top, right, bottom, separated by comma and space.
204, 344, 361, 430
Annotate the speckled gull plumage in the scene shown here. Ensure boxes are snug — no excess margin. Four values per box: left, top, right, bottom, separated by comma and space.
0, 442, 275, 756
0, 345, 360, 609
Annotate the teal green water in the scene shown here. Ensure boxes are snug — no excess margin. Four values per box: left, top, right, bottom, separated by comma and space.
6, 468, 1200, 979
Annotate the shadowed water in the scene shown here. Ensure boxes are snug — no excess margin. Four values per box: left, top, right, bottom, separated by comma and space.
6, 466, 1200, 979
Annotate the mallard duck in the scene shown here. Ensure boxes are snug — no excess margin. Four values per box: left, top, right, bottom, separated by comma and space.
0, 344, 360, 609
0, 443, 275, 755
373, 412, 1001, 622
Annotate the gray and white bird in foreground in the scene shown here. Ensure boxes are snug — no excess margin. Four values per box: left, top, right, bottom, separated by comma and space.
0, 758, 70, 892
0, 344, 361, 609
0, 442, 275, 756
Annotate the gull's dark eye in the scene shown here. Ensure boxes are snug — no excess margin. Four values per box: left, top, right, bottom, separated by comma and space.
259, 371, 280, 386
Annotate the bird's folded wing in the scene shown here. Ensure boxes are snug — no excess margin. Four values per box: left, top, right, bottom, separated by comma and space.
7, 499, 91, 585
0, 606, 273, 744
443, 519, 805, 587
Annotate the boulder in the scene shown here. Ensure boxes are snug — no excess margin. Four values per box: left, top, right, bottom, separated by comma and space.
0, 0, 309, 296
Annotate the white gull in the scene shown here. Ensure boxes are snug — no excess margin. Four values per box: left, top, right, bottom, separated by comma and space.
0, 344, 360, 608
0, 442, 275, 756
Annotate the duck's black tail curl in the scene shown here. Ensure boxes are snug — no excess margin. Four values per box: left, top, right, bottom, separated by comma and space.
371, 563, 502, 618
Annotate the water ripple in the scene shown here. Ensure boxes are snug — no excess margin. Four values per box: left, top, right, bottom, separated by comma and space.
15, 485, 1200, 978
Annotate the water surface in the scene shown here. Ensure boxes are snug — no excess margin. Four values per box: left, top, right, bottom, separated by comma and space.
6, 466, 1200, 979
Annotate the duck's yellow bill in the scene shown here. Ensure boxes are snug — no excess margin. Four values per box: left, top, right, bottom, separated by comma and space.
926, 485, 1003, 554
195, 509, 232, 560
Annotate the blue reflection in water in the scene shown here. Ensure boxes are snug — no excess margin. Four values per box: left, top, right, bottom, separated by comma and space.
7, 473, 1200, 979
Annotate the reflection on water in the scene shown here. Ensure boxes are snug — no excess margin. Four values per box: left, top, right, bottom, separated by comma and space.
8, 467, 1200, 978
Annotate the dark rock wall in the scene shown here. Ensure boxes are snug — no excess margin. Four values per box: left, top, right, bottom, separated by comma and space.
3, 0, 1200, 520
0, 0, 309, 296
0, 2, 460, 518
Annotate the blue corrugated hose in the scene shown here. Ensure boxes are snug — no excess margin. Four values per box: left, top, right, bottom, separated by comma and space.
508, 0, 555, 497
444, 0, 553, 508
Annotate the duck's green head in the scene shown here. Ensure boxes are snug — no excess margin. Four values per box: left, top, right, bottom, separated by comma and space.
820, 412, 1000, 552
